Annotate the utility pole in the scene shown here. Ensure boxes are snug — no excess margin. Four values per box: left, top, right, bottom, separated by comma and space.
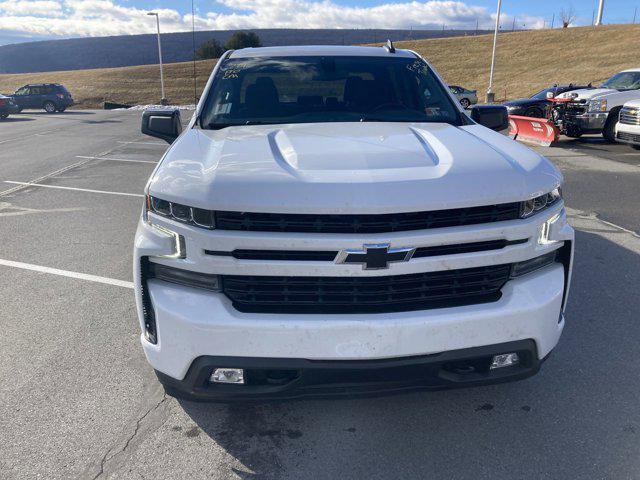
147, 12, 166, 104
595, 0, 605, 25
486, 0, 502, 103
591, 9, 595, 25
551, 13, 555, 29
475, 19, 479, 35
512, 17, 516, 31
634, 6, 637, 23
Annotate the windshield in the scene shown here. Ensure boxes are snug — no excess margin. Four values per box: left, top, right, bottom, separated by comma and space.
200, 55, 463, 129
600, 72, 640, 91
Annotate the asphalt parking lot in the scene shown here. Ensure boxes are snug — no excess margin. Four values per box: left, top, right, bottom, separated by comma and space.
1, 110, 640, 479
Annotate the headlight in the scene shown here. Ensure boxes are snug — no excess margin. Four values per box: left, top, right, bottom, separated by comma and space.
588, 99, 607, 112
146, 195, 215, 229
520, 187, 562, 218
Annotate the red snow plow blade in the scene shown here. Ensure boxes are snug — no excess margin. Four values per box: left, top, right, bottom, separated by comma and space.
508, 115, 560, 147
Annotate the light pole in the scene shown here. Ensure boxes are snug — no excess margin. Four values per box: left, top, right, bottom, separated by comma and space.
486, 0, 502, 103
594, 0, 605, 25
147, 12, 166, 104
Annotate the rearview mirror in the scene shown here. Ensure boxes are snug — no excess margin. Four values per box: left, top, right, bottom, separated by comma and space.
470, 105, 509, 132
141, 108, 182, 144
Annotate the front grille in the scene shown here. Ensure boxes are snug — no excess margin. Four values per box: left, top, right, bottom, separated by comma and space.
565, 103, 586, 116
620, 107, 640, 126
222, 264, 511, 314
617, 131, 640, 144
204, 239, 527, 262
214, 203, 521, 234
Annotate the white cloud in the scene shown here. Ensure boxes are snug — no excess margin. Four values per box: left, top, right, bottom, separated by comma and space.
0, 0, 545, 41
0, 0, 63, 17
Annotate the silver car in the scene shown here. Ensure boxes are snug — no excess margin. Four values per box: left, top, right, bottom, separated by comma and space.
449, 85, 478, 109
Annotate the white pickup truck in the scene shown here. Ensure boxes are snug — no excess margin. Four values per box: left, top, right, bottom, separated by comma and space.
615, 100, 640, 149
134, 44, 574, 401
557, 68, 640, 141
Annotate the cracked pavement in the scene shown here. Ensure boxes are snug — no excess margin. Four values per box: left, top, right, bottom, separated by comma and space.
1, 111, 640, 479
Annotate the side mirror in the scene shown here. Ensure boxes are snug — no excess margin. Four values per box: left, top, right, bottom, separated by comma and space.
546, 92, 554, 99
470, 105, 509, 132
141, 108, 182, 144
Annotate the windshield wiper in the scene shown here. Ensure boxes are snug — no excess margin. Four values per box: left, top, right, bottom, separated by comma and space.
205, 120, 272, 130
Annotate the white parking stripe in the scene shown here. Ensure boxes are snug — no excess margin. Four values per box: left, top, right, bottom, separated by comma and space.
0, 258, 134, 289
75, 155, 157, 164
116, 140, 166, 146
4, 181, 144, 198
0, 129, 58, 145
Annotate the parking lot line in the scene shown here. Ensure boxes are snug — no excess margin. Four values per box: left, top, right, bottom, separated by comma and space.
3, 181, 144, 198
0, 129, 58, 145
116, 140, 166, 146
75, 155, 157, 164
0, 258, 134, 289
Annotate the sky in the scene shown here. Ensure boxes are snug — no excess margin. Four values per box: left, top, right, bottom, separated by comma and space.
0, 0, 637, 45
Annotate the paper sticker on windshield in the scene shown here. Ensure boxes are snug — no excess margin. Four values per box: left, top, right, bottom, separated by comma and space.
214, 103, 232, 114
223, 66, 243, 79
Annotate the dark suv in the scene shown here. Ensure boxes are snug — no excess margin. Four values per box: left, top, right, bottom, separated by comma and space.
11, 84, 74, 113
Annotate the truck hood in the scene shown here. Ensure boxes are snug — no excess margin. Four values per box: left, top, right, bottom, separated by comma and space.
557, 88, 616, 101
148, 122, 562, 214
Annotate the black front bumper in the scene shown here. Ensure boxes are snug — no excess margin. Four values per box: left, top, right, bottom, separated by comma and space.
156, 340, 543, 402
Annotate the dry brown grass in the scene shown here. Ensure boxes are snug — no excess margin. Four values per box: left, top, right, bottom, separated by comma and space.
1, 24, 639, 108
0, 59, 218, 108
394, 24, 640, 100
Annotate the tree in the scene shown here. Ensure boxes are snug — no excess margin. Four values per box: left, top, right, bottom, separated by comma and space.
560, 6, 576, 28
195, 39, 224, 60
224, 32, 262, 50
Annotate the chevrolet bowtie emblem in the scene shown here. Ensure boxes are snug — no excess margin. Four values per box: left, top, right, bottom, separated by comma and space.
335, 243, 416, 270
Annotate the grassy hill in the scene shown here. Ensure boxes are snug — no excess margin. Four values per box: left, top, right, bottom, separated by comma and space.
1, 24, 639, 108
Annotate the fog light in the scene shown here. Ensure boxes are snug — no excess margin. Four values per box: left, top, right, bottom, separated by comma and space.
211, 368, 245, 384
490, 353, 519, 370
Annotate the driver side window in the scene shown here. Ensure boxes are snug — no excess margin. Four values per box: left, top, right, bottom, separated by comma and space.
15, 87, 29, 95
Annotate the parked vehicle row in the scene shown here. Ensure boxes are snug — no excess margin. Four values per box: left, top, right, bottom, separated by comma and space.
0, 83, 73, 118
500, 69, 640, 149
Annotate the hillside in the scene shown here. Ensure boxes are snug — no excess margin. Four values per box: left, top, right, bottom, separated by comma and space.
0, 28, 486, 74
1, 24, 639, 108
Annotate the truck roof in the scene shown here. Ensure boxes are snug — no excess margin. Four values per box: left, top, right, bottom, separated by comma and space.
228, 45, 417, 59
621, 68, 640, 73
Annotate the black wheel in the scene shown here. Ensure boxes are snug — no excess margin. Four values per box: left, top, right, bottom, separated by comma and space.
603, 108, 621, 142
460, 98, 470, 109
0, 113, 8, 119
631, 144, 640, 150
565, 124, 582, 138
43, 101, 56, 113
57, 107, 66, 112
524, 107, 543, 118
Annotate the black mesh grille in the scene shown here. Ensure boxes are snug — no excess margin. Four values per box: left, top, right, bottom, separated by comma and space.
617, 131, 640, 144
214, 203, 521, 234
222, 264, 511, 314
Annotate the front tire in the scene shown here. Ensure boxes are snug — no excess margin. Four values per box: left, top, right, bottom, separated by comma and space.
460, 98, 470, 109
0, 113, 8, 119
603, 108, 621, 143
43, 101, 56, 113
631, 144, 640, 150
